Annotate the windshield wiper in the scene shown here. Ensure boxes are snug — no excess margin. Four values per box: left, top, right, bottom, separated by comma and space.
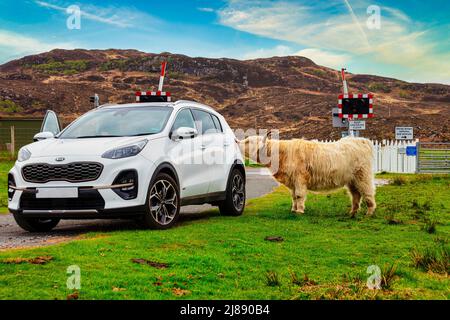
75, 135, 121, 138
129, 132, 155, 136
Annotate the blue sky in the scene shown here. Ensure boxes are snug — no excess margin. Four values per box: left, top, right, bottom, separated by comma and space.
0, 0, 449, 83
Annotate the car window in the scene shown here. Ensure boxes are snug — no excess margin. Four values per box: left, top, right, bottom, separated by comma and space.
58, 107, 172, 138
172, 109, 196, 132
211, 114, 223, 133
41, 111, 60, 135
191, 109, 217, 134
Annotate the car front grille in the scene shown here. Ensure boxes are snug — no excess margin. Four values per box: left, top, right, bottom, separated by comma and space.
20, 189, 105, 210
22, 162, 103, 183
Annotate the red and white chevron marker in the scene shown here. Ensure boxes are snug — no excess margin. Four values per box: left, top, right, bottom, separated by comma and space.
158, 61, 167, 92
341, 68, 349, 95
135, 91, 171, 102
338, 93, 374, 119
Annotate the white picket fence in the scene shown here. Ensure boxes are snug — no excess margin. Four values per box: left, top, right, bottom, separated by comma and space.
372, 139, 418, 173
319, 139, 419, 173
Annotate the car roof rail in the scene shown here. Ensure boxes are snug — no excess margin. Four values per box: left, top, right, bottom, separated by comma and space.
97, 103, 115, 108
174, 100, 215, 111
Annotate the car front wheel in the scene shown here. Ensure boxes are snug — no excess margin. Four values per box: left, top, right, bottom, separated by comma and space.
13, 214, 60, 232
219, 168, 245, 216
139, 173, 180, 229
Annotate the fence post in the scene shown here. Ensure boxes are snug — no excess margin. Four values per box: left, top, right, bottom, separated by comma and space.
10, 125, 15, 157
415, 140, 420, 173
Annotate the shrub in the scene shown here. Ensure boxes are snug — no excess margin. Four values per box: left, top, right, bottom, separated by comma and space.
410, 246, 449, 274
289, 271, 317, 286
33, 59, 89, 75
392, 176, 407, 186
380, 263, 398, 289
422, 219, 438, 234
309, 69, 327, 78
398, 89, 409, 99
368, 82, 391, 93
0, 100, 23, 113
384, 212, 403, 225
265, 271, 281, 287
411, 200, 432, 220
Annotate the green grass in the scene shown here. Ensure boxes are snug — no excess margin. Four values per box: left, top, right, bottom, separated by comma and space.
0, 160, 13, 213
244, 158, 264, 168
0, 173, 448, 300
29, 59, 89, 75
0, 100, 23, 113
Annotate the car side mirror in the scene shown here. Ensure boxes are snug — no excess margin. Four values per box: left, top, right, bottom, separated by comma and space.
33, 131, 54, 141
171, 127, 198, 141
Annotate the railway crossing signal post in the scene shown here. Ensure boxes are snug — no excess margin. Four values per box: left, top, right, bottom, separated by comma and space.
135, 61, 171, 103
90, 93, 99, 108
333, 68, 374, 137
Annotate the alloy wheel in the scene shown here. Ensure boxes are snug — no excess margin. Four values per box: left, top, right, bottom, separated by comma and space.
149, 179, 178, 225
231, 174, 245, 211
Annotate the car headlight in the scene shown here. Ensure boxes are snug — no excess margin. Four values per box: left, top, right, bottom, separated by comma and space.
17, 147, 32, 162
101, 139, 148, 159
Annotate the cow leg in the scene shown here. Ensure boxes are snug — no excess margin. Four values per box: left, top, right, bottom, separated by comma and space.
290, 188, 297, 212
353, 176, 376, 216
364, 195, 376, 216
347, 183, 361, 218
293, 183, 307, 214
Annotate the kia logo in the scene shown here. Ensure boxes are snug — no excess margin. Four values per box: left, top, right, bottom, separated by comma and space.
55, 157, 65, 162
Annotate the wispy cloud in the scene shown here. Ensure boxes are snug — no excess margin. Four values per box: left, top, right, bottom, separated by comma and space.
218, 0, 450, 83
0, 29, 76, 63
242, 45, 293, 59
197, 7, 215, 13
295, 48, 349, 69
342, 0, 370, 49
35, 1, 160, 29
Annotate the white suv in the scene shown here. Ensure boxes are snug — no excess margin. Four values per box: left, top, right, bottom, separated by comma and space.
8, 101, 246, 232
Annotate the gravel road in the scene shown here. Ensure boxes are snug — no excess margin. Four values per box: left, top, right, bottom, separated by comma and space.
0, 168, 278, 250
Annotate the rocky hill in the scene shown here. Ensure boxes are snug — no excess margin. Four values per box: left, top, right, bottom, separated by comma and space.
0, 49, 449, 141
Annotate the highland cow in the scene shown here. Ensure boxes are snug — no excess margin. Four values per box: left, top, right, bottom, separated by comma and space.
239, 134, 376, 217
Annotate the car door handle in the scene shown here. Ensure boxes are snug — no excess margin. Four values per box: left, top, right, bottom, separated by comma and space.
223, 143, 230, 147
201, 145, 207, 150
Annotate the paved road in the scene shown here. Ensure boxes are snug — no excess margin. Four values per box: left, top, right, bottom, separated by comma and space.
0, 168, 278, 250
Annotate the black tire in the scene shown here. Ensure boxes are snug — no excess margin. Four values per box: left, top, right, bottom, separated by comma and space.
138, 172, 180, 229
13, 214, 60, 232
219, 168, 246, 216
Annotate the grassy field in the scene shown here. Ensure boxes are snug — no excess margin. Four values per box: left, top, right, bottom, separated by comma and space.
0, 173, 448, 300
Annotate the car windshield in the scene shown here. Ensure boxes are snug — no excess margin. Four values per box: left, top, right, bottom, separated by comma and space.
58, 106, 173, 139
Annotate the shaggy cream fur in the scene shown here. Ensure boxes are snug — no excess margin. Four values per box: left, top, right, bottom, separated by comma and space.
240, 135, 376, 217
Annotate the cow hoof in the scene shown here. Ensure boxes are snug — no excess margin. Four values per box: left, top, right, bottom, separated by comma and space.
293, 210, 304, 215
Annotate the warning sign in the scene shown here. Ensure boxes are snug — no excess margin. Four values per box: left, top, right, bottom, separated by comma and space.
349, 120, 366, 130
395, 127, 413, 140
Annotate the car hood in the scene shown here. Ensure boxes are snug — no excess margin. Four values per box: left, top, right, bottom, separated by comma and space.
25, 136, 156, 157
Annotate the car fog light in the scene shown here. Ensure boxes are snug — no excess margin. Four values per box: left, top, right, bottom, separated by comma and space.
113, 170, 138, 200
8, 174, 16, 201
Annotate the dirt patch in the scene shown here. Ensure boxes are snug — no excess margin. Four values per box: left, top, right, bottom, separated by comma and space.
131, 258, 169, 269
1, 255, 53, 265
264, 236, 284, 242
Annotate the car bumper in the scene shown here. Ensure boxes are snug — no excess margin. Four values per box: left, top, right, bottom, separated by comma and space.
8, 154, 155, 218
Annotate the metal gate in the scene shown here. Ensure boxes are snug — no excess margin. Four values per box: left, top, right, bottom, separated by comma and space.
417, 142, 450, 174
